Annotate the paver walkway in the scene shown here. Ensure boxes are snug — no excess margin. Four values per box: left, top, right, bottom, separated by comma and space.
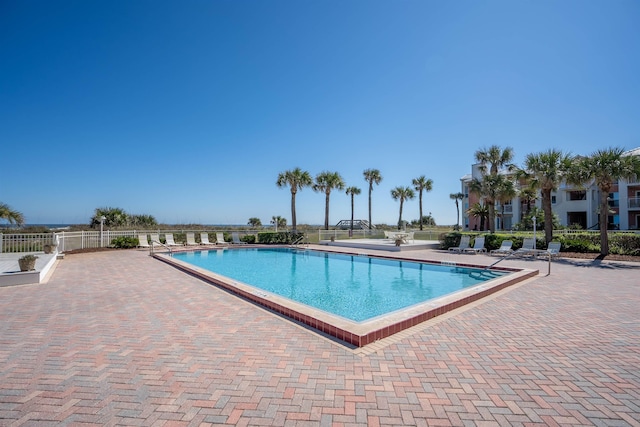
0, 248, 638, 426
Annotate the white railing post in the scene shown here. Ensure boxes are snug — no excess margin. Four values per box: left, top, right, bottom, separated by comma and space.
0, 233, 3, 253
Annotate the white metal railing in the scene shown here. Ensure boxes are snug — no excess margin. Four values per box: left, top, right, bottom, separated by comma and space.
629, 197, 640, 209
318, 228, 442, 242
0, 233, 57, 253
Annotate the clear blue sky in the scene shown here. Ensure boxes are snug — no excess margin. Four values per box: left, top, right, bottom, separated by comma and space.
1, 0, 639, 226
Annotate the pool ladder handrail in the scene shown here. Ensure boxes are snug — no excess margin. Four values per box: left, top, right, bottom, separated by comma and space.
290, 234, 309, 248
486, 249, 552, 276
150, 240, 173, 257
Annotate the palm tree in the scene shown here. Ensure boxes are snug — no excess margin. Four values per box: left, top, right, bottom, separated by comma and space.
313, 171, 345, 230
570, 147, 640, 255
91, 207, 128, 228
363, 169, 382, 229
519, 187, 538, 216
523, 149, 574, 244
276, 168, 312, 233
468, 174, 507, 233
449, 192, 464, 229
467, 202, 489, 231
247, 217, 262, 227
495, 178, 517, 230
345, 186, 361, 233
0, 202, 25, 226
475, 145, 516, 175
270, 215, 286, 232
474, 145, 515, 232
390, 186, 415, 230
412, 176, 433, 230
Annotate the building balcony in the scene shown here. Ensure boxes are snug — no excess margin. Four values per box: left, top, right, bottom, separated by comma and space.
629, 197, 640, 210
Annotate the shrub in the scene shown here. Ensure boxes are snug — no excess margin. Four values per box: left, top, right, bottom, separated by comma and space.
241, 234, 256, 244
257, 232, 303, 244
111, 236, 139, 249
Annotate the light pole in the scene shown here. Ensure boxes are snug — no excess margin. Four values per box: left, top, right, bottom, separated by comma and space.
100, 216, 106, 247
532, 215, 537, 250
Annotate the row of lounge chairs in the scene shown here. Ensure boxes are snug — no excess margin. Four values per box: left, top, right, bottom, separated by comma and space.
448, 236, 561, 258
137, 232, 247, 248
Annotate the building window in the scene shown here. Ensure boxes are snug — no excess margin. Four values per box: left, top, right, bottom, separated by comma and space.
551, 195, 556, 204
567, 190, 586, 201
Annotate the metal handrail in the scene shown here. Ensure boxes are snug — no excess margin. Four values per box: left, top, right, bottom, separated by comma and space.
150, 240, 172, 257
290, 234, 309, 248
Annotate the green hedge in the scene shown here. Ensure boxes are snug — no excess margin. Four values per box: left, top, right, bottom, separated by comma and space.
111, 236, 139, 249
257, 231, 303, 244
440, 231, 640, 255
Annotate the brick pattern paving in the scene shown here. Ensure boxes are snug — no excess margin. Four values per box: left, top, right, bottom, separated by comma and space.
0, 249, 639, 426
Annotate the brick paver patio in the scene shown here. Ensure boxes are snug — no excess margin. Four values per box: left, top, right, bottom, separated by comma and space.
0, 248, 638, 426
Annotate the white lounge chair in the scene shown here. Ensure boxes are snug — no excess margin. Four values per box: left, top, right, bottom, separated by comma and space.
515, 238, 536, 257
448, 235, 471, 253
137, 234, 151, 248
464, 236, 486, 254
150, 233, 161, 246
231, 232, 247, 245
165, 233, 183, 246
216, 232, 229, 246
200, 233, 215, 245
538, 242, 561, 259
185, 232, 199, 246
490, 240, 513, 256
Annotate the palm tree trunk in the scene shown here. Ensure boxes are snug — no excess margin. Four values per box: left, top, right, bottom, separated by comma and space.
368, 187, 373, 230
290, 192, 297, 233
599, 196, 610, 255
487, 202, 496, 233
542, 190, 553, 244
324, 192, 330, 230
419, 191, 424, 230
455, 200, 460, 228
398, 200, 404, 230
350, 195, 354, 232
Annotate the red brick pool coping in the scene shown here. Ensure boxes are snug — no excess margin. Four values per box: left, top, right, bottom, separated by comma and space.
153, 247, 537, 347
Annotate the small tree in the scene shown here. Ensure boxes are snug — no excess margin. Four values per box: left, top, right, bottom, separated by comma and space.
363, 169, 383, 229
412, 176, 433, 231
313, 171, 345, 230
449, 192, 464, 230
345, 186, 361, 233
276, 168, 313, 233
248, 217, 262, 227
391, 186, 415, 230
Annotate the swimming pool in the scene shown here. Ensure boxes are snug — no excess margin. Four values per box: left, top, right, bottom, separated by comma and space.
174, 248, 504, 322
157, 248, 536, 347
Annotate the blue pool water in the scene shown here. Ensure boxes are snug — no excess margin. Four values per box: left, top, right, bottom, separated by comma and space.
173, 248, 505, 322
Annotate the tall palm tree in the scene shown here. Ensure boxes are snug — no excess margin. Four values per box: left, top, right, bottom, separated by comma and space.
412, 176, 433, 230
475, 145, 516, 175
519, 187, 537, 216
570, 147, 640, 255
467, 202, 489, 231
313, 171, 345, 230
345, 186, 361, 232
276, 168, 312, 233
390, 186, 415, 230
495, 178, 517, 230
449, 192, 464, 229
474, 145, 515, 232
0, 202, 25, 226
523, 149, 574, 244
468, 174, 507, 233
363, 169, 382, 229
